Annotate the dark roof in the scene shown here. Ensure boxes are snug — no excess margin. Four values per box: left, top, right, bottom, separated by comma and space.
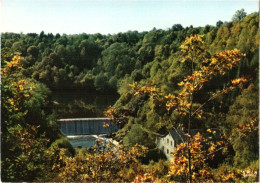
169, 129, 184, 141
168, 128, 221, 141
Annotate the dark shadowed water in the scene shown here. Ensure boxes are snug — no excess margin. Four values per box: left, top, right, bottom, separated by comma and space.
51, 90, 119, 118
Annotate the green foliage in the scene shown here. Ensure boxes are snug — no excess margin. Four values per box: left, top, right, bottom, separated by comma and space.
50, 136, 75, 156
105, 11, 258, 182
216, 20, 223, 28
225, 84, 259, 168
1, 10, 259, 182
1, 54, 61, 181
1, 12, 258, 95
213, 163, 244, 182
54, 144, 148, 182
123, 124, 154, 148
232, 9, 247, 22
27, 45, 39, 57
145, 159, 169, 178
1, 126, 50, 182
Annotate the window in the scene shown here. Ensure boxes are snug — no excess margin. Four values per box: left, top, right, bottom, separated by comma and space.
167, 139, 169, 143
171, 141, 172, 146
162, 146, 164, 150
167, 149, 169, 154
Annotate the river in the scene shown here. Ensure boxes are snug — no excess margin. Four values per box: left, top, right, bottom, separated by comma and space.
51, 90, 119, 147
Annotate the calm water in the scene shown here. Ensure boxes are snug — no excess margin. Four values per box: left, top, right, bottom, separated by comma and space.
68, 135, 97, 147
67, 135, 113, 148
51, 90, 119, 118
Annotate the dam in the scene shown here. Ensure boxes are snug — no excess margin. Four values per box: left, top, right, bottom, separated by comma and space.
58, 118, 118, 148
58, 118, 118, 136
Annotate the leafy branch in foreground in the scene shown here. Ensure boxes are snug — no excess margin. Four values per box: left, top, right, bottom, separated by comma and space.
128, 34, 247, 182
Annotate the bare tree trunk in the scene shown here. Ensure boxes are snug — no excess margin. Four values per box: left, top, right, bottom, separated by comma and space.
188, 57, 194, 183
257, 0, 260, 181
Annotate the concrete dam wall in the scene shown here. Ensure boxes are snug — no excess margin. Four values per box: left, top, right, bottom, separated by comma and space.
58, 118, 118, 135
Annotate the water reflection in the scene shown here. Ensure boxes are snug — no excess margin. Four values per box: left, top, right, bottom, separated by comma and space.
51, 91, 119, 118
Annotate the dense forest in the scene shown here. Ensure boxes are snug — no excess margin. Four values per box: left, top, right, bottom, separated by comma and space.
1, 9, 259, 182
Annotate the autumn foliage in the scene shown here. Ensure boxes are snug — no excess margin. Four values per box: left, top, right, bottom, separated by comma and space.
2, 18, 258, 181
168, 131, 225, 182
126, 34, 255, 182
54, 143, 148, 182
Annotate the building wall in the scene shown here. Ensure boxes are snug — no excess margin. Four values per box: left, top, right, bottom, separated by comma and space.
157, 133, 176, 160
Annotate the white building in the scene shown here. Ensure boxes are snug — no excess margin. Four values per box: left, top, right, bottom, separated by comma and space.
157, 128, 220, 160
157, 129, 185, 160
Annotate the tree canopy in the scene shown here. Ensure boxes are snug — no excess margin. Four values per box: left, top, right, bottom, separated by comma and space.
1, 10, 259, 182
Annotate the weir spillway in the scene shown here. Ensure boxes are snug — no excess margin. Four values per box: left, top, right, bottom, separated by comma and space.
58, 118, 118, 135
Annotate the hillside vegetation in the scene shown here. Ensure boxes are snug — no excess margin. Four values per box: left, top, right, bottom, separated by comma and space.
1, 10, 259, 182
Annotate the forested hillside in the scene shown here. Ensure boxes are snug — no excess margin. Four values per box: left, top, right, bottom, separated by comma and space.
1, 10, 259, 182
2, 12, 258, 93
112, 11, 259, 141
